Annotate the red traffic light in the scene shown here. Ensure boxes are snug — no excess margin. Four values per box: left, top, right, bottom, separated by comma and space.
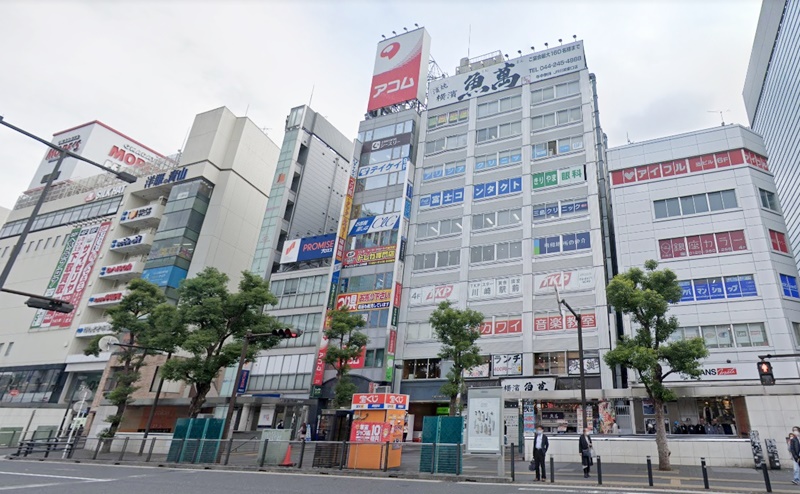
758, 360, 775, 386
272, 328, 301, 338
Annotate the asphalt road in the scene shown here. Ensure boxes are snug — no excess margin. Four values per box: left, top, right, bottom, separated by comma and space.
0, 460, 736, 494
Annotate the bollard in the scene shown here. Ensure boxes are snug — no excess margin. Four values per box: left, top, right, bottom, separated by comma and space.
701, 457, 709, 490
761, 462, 772, 492
339, 441, 348, 470
647, 455, 654, 486
298, 440, 306, 469
596, 456, 602, 485
383, 441, 390, 472
510, 443, 515, 482
118, 437, 130, 462
223, 437, 233, 466
93, 439, 103, 460
146, 437, 157, 463
550, 455, 555, 483
258, 439, 268, 468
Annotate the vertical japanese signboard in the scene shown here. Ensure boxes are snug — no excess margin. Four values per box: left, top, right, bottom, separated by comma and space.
367, 29, 431, 111
31, 221, 111, 329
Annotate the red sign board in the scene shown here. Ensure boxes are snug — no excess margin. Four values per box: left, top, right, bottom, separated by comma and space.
343, 245, 396, 267
659, 230, 746, 260
350, 422, 391, 443
367, 30, 430, 112
351, 393, 409, 410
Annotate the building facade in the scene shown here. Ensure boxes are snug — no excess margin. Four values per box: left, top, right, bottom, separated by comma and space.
743, 0, 800, 270
607, 125, 800, 442
0, 107, 280, 438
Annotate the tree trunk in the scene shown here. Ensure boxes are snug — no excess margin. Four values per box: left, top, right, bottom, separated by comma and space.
653, 397, 671, 470
449, 394, 458, 416
188, 382, 212, 418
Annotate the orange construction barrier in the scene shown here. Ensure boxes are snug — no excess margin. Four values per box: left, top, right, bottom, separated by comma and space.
280, 444, 293, 466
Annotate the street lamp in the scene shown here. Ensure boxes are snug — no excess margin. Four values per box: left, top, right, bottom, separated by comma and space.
0, 116, 137, 307
222, 329, 301, 439
555, 288, 588, 432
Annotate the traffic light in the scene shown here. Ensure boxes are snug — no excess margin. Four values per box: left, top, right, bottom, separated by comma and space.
758, 360, 775, 386
272, 328, 302, 338
25, 297, 74, 314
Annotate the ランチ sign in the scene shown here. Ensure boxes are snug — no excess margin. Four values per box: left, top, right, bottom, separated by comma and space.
367, 29, 431, 111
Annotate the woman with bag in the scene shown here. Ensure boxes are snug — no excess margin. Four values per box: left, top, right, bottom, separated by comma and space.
579, 427, 593, 478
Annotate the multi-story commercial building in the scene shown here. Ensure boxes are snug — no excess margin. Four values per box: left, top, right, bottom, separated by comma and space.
743, 0, 800, 270
219, 105, 352, 432
607, 125, 800, 443
0, 107, 280, 439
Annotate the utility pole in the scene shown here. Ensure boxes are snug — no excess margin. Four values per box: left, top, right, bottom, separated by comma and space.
556, 288, 587, 431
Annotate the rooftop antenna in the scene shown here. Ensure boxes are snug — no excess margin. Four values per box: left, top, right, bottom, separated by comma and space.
308, 84, 315, 107
626, 132, 633, 144
244, 104, 249, 117
559, 38, 563, 45
708, 109, 730, 126
467, 24, 472, 58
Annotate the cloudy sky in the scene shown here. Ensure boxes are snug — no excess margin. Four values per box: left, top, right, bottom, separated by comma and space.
1, 0, 761, 210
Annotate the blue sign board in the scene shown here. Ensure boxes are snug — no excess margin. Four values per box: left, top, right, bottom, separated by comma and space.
419, 188, 464, 210
781, 274, 800, 298
473, 177, 523, 200
679, 280, 694, 302
141, 266, 188, 289
296, 234, 336, 262
237, 370, 250, 394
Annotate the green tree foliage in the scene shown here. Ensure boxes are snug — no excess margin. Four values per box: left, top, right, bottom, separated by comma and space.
603, 260, 708, 470
429, 301, 484, 416
324, 308, 368, 408
159, 268, 283, 417
84, 279, 174, 437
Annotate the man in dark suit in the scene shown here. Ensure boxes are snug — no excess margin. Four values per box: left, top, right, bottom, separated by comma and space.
579, 427, 593, 478
532, 425, 549, 481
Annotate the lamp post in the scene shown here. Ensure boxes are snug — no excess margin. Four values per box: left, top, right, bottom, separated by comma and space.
555, 290, 587, 432
0, 117, 136, 308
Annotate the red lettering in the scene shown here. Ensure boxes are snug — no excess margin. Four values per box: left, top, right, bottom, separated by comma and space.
109, 146, 126, 161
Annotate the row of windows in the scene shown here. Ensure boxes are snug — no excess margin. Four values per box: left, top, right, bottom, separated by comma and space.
427, 109, 469, 130
473, 208, 522, 230
248, 373, 311, 392
417, 217, 463, 239
402, 358, 442, 379
0, 367, 60, 404
534, 350, 600, 376
413, 249, 460, 270
0, 197, 122, 239
0, 233, 69, 258
475, 148, 523, 171
669, 323, 768, 349
270, 275, 328, 297
678, 275, 757, 302
351, 308, 390, 328
654, 189, 738, 219
476, 121, 522, 143
364, 348, 385, 368
275, 313, 322, 347
357, 171, 402, 191
531, 107, 582, 132
251, 353, 314, 376
339, 272, 394, 293
531, 80, 580, 104
351, 197, 403, 219
422, 160, 467, 181
274, 292, 326, 310
425, 133, 468, 155
470, 240, 523, 263
477, 94, 522, 118
533, 135, 585, 159
363, 143, 411, 165
347, 229, 398, 250
357, 120, 414, 144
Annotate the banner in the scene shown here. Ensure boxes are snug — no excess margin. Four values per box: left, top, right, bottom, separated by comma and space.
336, 290, 392, 311
343, 245, 396, 267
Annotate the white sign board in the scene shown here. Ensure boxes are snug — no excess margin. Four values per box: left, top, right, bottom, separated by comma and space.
466, 387, 503, 454
533, 268, 595, 294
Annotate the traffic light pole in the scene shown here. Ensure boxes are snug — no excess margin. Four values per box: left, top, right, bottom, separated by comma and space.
559, 298, 587, 432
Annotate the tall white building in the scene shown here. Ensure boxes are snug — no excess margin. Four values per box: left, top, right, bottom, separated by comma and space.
0, 107, 280, 438
607, 125, 800, 441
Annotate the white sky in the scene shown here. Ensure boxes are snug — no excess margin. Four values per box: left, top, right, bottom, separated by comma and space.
0, 0, 761, 210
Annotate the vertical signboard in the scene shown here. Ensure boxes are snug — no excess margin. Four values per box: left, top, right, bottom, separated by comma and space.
466, 387, 503, 454
367, 29, 431, 111
31, 221, 111, 329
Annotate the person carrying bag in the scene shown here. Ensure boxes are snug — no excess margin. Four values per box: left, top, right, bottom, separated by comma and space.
528, 425, 549, 481
579, 427, 593, 478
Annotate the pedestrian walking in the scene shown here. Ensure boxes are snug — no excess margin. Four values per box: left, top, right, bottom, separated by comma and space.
529, 425, 549, 482
789, 429, 800, 485
579, 427, 593, 478
299, 422, 307, 441
610, 419, 620, 435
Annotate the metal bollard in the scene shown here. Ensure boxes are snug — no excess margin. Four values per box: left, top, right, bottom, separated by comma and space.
223, 437, 233, 466
510, 443, 515, 482
761, 462, 772, 492
93, 439, 103, 460
146, 437, 157, 463
646, 455, 654, 486
550, 455, 555, 483
596, 456, 602, 485
339, 441, 348, 470
701, 457, 709, 490
382, 441, 390, 472
298, 440, 306, 469
258, 439, 268, 468
118, 437, 130, 462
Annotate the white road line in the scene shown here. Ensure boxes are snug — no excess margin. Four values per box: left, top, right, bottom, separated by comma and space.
0, 471, 115, 482
0, 482, 68, 491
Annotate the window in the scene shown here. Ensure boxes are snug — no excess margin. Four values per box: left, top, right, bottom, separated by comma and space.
364, 349, 385, 368
534, 350, 599, 375
352, 198, 402, 219
654, 190, 736, 219
470, 241, 522, 263
476, 122, 521, 143
428, 110, 468, 130
347, 229, 398, 250
530, 113, 556, 131
357, 171, 401, 191
472, 208, 522, 231
780, 274, 800, 298
402, 358, 442, 379
0, 197, 122, 239
271, 274, 328, 310
733, 323, 768, 347
531, 80, 579, 104
363, 144, 410, 165
707, 189, 738, 211
555, 80, 580, 98
556, 107, 582, 125
247, 354, 315, 391
417, 218, 463, 239
406, 322, 433, 341
413, 249, 460, 270
477, 95, 522, 118
339, 272, 393, 293
532, 135, 584, 159
425, 134, 467, 155
533, 198, 589, 221
4, 342, 13, 356
359, 120, 414, 142
671, 324, 767, 349
769, 229, 789, 253
759, 188, 779, 212
475, 148, 522, 171
422, 160, 466, 181
534, 231, 591, 255
531, 107, 581, 132
659, 230, 747, 259
351, 309, 390, 328
793, 322, 800, 347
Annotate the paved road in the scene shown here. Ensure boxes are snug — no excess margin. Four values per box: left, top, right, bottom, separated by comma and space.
0, 460, 743, 494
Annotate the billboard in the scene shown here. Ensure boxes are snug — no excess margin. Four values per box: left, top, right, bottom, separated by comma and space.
31, 221, 111, 329
367, 29, 431, 112
343, 245, 396, 267
533, 269, 595, 294
336, 289, 392, 311
349, 213, 401, 236
429, 41, 586, 110
280, 234, 336, 264
29, 121, 166, 190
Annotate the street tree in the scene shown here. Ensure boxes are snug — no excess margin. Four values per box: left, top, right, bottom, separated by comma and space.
84, 278, 175, 437
429, 301, 484, 416
160, 268, 283, 417
603, 260, 708, 471
324, 308, 368, 408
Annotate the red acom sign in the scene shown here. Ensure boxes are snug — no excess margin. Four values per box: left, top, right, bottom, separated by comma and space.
367, 29, 431, 112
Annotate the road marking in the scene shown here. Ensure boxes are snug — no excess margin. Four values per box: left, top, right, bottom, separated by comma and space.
0, 482, 68, 491
0, 471, 114, 481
